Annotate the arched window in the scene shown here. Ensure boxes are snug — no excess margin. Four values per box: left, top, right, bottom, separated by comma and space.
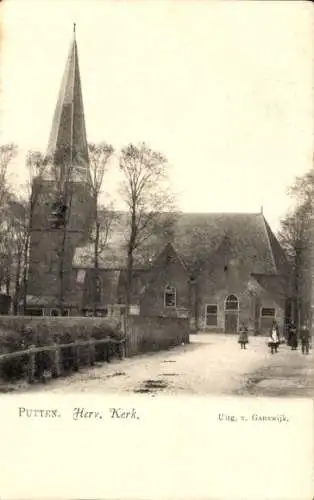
225, 294, 239, 311
164, 285, 176, 308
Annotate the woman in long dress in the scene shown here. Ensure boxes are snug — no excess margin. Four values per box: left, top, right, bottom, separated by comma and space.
289, 322, 298, 350
268, 320, 280, 354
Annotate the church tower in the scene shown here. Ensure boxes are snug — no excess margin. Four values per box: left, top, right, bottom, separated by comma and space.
27, 25, 93, 315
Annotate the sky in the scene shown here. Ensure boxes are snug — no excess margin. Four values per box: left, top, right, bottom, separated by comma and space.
0, 0, 313, 233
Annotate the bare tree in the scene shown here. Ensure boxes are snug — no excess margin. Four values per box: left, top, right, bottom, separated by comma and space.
278, 168, 314, 326
19, 151, 49, 314
0, 143, 18, 210
0, 197, 28, 314
119, 142, 175, 314
0, 144, 18, 309
49, 148, 77, 316
88, 142, 114, 314
278, 206, 311, 326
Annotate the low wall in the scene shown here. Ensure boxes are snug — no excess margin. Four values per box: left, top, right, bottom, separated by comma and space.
0, 315, 122, 347
0, 315, 123, 382
126, 315, 190, 356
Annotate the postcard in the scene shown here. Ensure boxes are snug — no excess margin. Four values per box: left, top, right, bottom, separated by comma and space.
0, 1, 313, 499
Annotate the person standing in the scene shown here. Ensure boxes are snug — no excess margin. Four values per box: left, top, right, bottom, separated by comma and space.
268, 320, 280, 354
289, 321, 298, 350
299, 324, 310, 355
238, 323, 249, 349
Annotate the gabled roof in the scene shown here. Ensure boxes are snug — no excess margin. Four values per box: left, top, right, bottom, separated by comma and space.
262, 217, 290, 276
46, 27, 91, 184
251, 274, 289, 303
73, 212, 288, 276
149, 242, 188, 272
137, 242, 189, 297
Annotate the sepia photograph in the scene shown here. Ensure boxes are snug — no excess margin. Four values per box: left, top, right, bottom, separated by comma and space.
0, 0, 313, 401
0, 1, 313, 499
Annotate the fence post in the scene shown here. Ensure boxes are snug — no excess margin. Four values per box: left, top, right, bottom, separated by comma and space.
27, 346, 36, 384
106, 340, 110, 363
51, 341, 63, 378
73, 341, 80, 371
89, 340, 96, 366
118, 340, 125, 360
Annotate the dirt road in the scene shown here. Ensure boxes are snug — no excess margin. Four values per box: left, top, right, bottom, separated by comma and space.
13, 333, 312, 397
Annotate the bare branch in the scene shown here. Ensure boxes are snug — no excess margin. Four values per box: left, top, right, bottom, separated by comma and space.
119, 142, 175, 311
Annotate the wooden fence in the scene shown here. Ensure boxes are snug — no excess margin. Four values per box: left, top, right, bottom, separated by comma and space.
0, 336, 126, 384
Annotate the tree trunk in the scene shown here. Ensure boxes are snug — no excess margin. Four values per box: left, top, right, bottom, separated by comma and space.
58, 227, 67, 316
93, 219, 100, 316
22, 236, 29, 315
22, 204, 33, 315
126, 248, 133, 314
13, 254, 22, 315
5, 274, 10, 296
125, 208, 136, 318
294, 250, 301, 328
58, 180, 73, 316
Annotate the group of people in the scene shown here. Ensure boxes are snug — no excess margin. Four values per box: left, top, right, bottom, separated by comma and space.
237, 320, 311, 355
286, 321, 311, 355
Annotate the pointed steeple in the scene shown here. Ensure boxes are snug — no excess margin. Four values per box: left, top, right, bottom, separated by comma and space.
46, 24, 89, 181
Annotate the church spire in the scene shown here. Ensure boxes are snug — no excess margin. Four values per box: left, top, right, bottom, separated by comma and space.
46, 24, 89, 181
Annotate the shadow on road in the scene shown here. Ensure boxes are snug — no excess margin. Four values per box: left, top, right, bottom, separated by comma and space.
134, 378, 168, 394
235, 359, 314, 397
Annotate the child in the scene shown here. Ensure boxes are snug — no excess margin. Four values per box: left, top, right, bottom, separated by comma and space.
238, 323, 249, 349
268, 320, 280, 354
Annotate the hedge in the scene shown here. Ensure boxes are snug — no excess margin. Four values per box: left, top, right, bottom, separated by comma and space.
0, 316, 123, 382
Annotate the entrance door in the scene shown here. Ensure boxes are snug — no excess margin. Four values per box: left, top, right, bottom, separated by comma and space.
225, 312, 238, 333
224, 294, 239, 333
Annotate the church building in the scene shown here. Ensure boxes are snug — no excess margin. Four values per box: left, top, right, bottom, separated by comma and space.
25, 28, 291, 335
26, 25, 94, 316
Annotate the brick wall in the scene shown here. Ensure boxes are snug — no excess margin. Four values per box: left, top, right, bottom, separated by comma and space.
126, 315, 190, 356
28, 177, 93, 302
140, 252, 190, 316
196, 260, 285, 333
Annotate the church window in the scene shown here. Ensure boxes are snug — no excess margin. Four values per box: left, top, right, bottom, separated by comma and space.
49, 201, 67, 229
164, 285, 176, 308
94, 276, 102, 303
25, 308, 43, 316
225, 294, 239, 311
76, 269, 86, 284
205, 304, 218, 326
260, 307, 276, 331
261, 307, 275, 317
